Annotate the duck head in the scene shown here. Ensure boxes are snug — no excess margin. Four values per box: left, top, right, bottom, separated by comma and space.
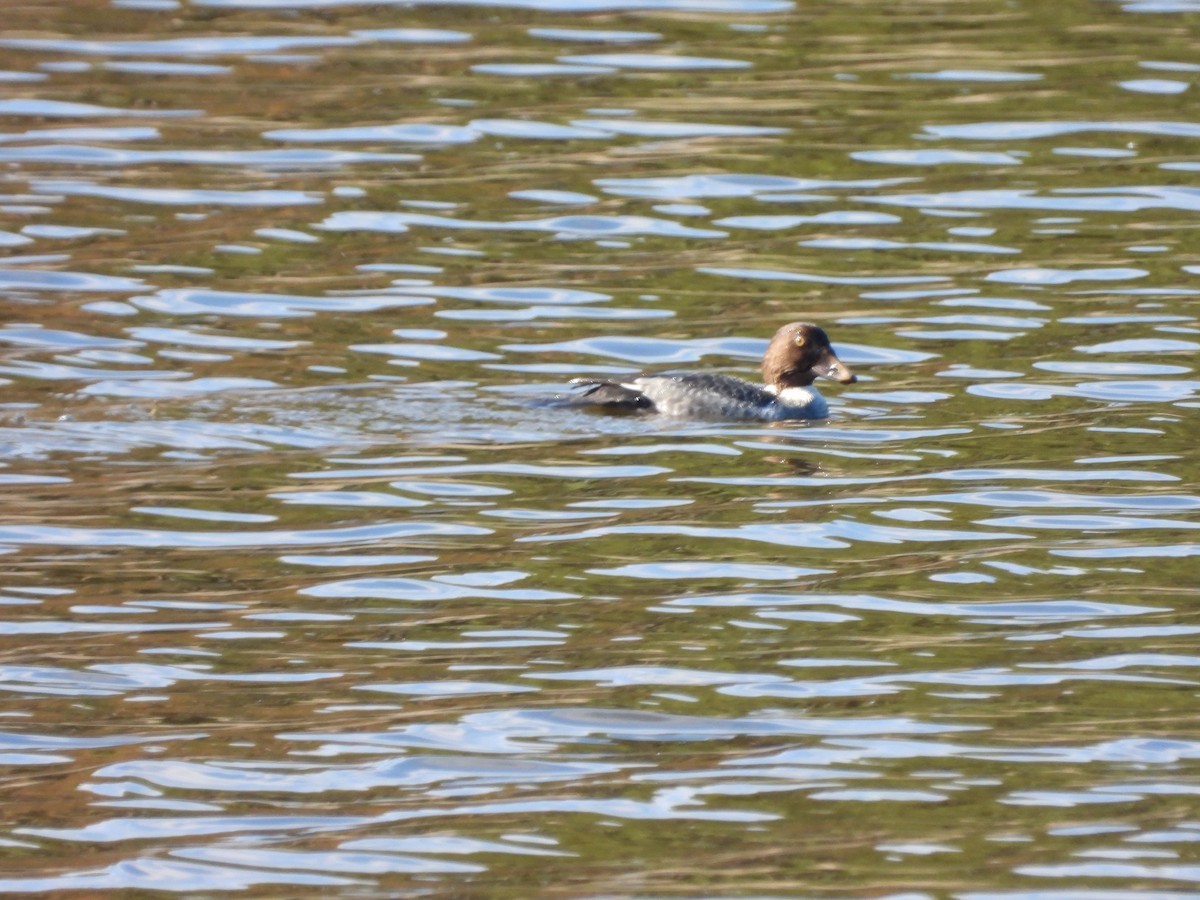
762, 322, 857, 389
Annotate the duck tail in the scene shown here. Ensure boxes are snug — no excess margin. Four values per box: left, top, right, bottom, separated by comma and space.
566, 378, 654, 413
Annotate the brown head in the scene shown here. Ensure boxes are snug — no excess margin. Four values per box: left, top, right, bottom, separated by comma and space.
761, 322, 857, 389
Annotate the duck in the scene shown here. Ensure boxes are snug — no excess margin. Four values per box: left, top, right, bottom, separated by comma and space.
568, 322, 856, 421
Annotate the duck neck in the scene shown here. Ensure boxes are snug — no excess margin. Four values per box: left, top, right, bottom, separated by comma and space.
763, 366, 816, 390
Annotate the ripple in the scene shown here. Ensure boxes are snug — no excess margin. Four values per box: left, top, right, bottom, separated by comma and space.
1030, 653, 1200, 671
0, 662, 338, 698
920, 489, 1199, 512
343, 835, 568, 857
846, 389, 950, 404
0, 665, 161, 698
1076, 338, 1199, 354
178, 847, 485, 875
31, 179, 322, 207
979, 514, 1200, 532
925, 120, 1200, 140
351, 342, 501, 361
1119, 78, 1190, 94
1035, 360, 1191, 375
0, 269, 148, 293
1053, 146, 1138, 158
81, 376, 278, 398
135, 506, 276, 523
902, 69, 1042, 82
0, 474, 71, 486
867, 187, 1200, 214
0, 326, 140, 350
653, 202, 711, 215
91, 753, 601, 796
0, 521, 490, 550
669, 592, 1163, 625
0, 731, 201, 752
21, 224, 126, 239
316, 210, 726, 239
0, 146, 419, 167
448, 305, 669, 322
321, 461, 670, 481
471, 63, 617, 76
269, 490, 428, 508
715, 211, 900, 228
130, 288, 431, 318
597, 172, 912, 199
528, 666, 787, 687
590, 562, 830, 579
303, 572, 573, 602
801, 237, 1019, 254
286, 708, 971, 758
255, 227, 320, 242
699, 265, 948, 287
852, 150, 1022, 165
350, 28, 472, 43
970, 379, 1198, 403
0, 418, 351, 458
0, 35, 369, 56
509, 189, 598, 204
687, 465, 1177, 488
528, 27, 661, 42
571, 118, 786, 137
1054, 544, 1200, 559
987, 267, 1148, 284
504, 333, 761, 364
102, 61, 232, 75
280, 553, 437, 567
0, 98, 200, 118
0, 858, 359, 891
522, 518, 1029, 549
468, 118, 609, 139
0, 620, 228, 636
936, 366, 1024, 379
0, 231, 34, 247
358, 681, 537, 696
392, 284, 609, 305
265, 123, 479, 144
558, 53, 751, 70
0, 70, 46, 83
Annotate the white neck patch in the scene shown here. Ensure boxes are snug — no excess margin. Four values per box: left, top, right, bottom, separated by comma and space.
770, 385, 827, 418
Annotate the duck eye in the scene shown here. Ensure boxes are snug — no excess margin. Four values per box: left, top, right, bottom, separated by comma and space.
793, 335, 807, 348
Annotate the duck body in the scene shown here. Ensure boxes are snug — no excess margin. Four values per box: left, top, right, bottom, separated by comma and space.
569, 322, 855, 422
574, 372, 829, 420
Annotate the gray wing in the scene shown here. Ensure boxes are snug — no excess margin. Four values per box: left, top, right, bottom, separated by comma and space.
655, 373, 771, 404
636, 373, 774, 419
570, 372, 775, 419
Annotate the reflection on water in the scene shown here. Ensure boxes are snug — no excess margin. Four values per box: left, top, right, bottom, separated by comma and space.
1, 0, 1199, 894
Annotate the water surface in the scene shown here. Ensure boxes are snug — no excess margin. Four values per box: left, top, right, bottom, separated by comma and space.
1, 0, 1198, 895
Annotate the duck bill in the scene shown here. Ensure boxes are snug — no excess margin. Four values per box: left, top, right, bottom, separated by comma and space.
811, 350, 857, 384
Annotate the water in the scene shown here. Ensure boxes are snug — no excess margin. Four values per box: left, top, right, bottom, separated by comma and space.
1, 0, 1198, 894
